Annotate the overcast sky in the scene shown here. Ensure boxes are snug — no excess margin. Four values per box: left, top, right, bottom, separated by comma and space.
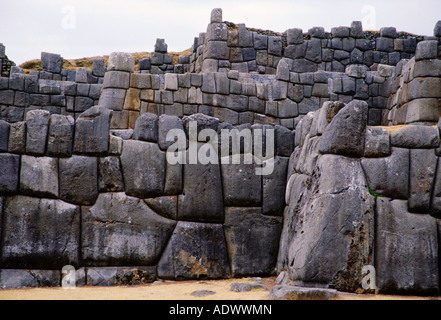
1, 0, 440, 65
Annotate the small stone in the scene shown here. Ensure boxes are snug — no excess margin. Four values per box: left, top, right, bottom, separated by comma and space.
190, 290, 216, 297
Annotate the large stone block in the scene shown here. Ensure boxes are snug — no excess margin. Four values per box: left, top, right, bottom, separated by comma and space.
0, 120, 9, 152
157, 221, 230, 280
1, 196, 80, 269
120, 140, 165, 198
102, 71, 131, 89
415, 40, 438, 61
158, 114, 184, 151
74, 106, 112, 155
319, 100, 368, 157
262, 156, 289, 215
20, 155, 58, 198
25, 109, 50, 155
47, 114, 74, 157
178, 146, 223, 222
407, 78, 441, 100
0, 153, 20, 195
82, 192, 176, 266
107, 52, 135, 72
0, 269, 61, 289
221, 155, 262, 206
204, 41, 228, 60
405, 98, 441, 123
85, 266, 156, 286
99, 88, 126, 111
98, 156, 124, 192
41, 52, 63, 73
375, 198, 439, 295
224, 207, 283, 276
390, 125, 439, 148
361, 148, 409, 199
59, 156, 98, 205
133, 112, 158, 142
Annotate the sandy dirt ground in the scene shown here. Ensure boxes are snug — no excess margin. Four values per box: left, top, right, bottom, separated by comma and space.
0, 277, 440, 300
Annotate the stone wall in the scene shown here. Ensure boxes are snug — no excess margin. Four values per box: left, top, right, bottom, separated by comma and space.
1, 8, 441, 295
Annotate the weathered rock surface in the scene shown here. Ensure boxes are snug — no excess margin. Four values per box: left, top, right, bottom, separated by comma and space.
82, 193, 176, 266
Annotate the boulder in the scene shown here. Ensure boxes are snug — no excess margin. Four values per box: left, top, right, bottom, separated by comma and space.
390, 125, 439, 148
157, 221, 230, 279
81, 192, 176, 266
375, 198, 439, 295
59, 156, 98, 205
361, 148, 409, 199
25, 109, 50, 155
133, 112, 158, 142
269, 285, 338, 300
19, 155, 59, 198
120, 140, 165, 198
41, 52, 63, 73
46, 114, 74, 157
319, 100, 368, 157
107, 52, 135, 72
0, 269, 61, 289
1, 196, 80, 269
74, 106, 112, 155
0, 153, 20, 195
224, 207, 283, 276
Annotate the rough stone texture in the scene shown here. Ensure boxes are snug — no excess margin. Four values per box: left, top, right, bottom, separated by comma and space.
430, 159, 441, 218
133, 112, 158, 143
221, 155, 261, 206
41, 52, 63, 73
390, 125, 439, 148
280, 155, 375, 292
178, 146, 224, 222
0, 120, 10, 152
145, 196, 178, 220
319, 100, 368, 157
224, 207, 282, 276
1, 196, 80, 269
47, 114, 74, 157
361, 148, 409, 199
262, 156, 289, 215
269, 285, 338, 300
98, 156, 124, 192
364, 126, 390, 157
25, 109, 50, 155
59, 156, 98, 206
121, 140, 165, 198
158, 114, 184, 151
86, 267, 156, 286
74, 106, 112, 155
230, 282, 267, 292
0, 269, 61, 289
375, 198, 439, 295
19, 155, 59, 198
0, 153, 20, 195
157, 221, 230, 280
408, 149, 437, 213
107, 52, 135, 72
82, 193, 176, 266
99, 88, 126, 111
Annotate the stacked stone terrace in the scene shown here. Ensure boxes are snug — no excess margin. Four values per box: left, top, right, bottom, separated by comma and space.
0, 8, 441, 295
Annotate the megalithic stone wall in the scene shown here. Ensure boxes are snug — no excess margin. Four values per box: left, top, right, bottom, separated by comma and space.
0, 8, 441, 295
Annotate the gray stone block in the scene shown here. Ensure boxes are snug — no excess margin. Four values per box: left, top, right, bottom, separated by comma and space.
268, 36, 282, 56
227, 94, 248, 112
375, 198, 439, 295
99, 88, 126, 111
390, 125, 439, 148
59, 156, 98, 205
20, 155, 59, 198
139, 58, 151, 70
364, 126, 390, 157
204, 41, 228, 60
158, 114, 184, 151
415, 40, 438, 60
292, 59, 318, 73
107, 52, 135, 72
262, 156, 289, 215
287, 28, 303, 44
0, 90, 14, 105
41, 52, 63, 74
120, 140, 165, 198
82, 192, 175, 266
221, 155, 261, 206
376, 37, 394, 52
270, 285, 338, 300
157, 221, 230, 279
74, 106, 112, 155
224, 207, 283, 276
133, 112, 158, 142
407, 78, 441, 100
102, 71, 130, 89
238, 24, 253, 47
0, 120, 10, 151
278, 99, 298, 118
206, 22, 227, 41
319, 100, 368, 157
1, 196, 80, 269
308, 26, 325, 39
0, 153, 20, 194
380, 27, 398, 38
98, 156, 124, 192
25, 109, 50, 155
350, 21, 364, 38
361, 147, 409, 199
154, 38, 168, 53
8, 122, 26, 154
331, 26, 350, 38
0, 269, 61, 289
92, 58, 106, 77
85, 267, 156, 286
